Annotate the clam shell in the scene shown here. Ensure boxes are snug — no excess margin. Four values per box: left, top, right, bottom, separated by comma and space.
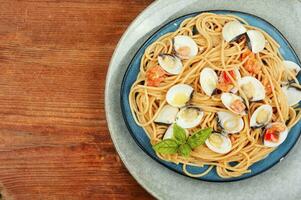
222, 21, 247, 42
250, 104, 272, 128
282, 60, 300, 84
158, 54, 183, 75
221, 93, 246, 115
246, 30, 266, 53
217, 111, 244, 134
281, 85, 301, 106
166, 84, 194, 107
205, 133, 232, 154
283, 60, 301, 74
238, 76, 265, 101
199, 67, 218, 96
154, 104, 179, 125
263, 122, 288, 148
173, 36, 198, 59
175, 106, 203, 128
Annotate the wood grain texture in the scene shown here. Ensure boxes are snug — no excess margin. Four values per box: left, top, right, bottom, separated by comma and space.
0, 0, 154, 199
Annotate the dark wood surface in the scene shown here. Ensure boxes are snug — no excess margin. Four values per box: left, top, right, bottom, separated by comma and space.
0, 0, 154, 199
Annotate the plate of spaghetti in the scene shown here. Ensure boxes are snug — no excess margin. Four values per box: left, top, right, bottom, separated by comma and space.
120, 10, 301, 181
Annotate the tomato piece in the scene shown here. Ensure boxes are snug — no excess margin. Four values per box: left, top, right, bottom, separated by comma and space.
264, 132, 272, 141
264, 129, 280, 142
216, 82, 233, 92
241, 49, 255, 60
271, 133, 279, 142
146, 66, 166, 87
216, 70, 236, 92
240, 49, 261, 74
222, 70, 236, 84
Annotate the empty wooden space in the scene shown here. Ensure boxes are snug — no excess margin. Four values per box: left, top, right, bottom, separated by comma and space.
0, 0, 153, 199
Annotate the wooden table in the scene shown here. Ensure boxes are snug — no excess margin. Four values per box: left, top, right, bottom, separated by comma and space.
0, 0, 154, 199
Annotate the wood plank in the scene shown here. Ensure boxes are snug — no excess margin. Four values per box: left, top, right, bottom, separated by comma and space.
0, 0, 154, 199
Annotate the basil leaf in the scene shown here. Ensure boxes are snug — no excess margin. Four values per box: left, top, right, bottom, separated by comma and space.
173, 124, 187, 144
187, 128, 212, 149
152, 139, 179, 154
178, 143, 192, 157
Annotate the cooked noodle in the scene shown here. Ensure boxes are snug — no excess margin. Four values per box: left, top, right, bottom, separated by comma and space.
129, 13, 301, 178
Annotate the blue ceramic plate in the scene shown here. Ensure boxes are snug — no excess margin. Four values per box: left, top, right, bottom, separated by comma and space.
120, 10, 301, 182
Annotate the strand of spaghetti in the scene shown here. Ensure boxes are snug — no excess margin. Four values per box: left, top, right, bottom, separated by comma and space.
182, 164, 214, 178
262, 67, 285, 122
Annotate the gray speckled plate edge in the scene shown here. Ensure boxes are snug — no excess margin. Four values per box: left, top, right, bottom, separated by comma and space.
105, 0, 301, 199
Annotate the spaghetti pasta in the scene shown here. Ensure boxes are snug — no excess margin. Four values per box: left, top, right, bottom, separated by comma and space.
128, 13, 301, 178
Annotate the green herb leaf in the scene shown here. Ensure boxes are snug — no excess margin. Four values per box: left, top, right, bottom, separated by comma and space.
187, 128, 212, 149
178, 143, 192, 157
152, 139, 179, 154
173, 124, 187, 144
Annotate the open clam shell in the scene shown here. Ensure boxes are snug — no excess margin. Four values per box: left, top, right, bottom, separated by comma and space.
175, 106, 203, 129
158, 54, 183, 75
263, 122, 288, 148
166, 84, 194, 108
246, 30, 266, 53
281, 84, 301, 106
154, 104, 179, 125
221, 93, 247, 115
282, 60, 301, 84
199, 67, 218, 96
222, 21, 247, 42
217, 111, 244, 134
173, 36, 198, 59
250, 104, 273, 128
283, 60, 301, 74
238, 76, 265, 101
205, 132, 232, 154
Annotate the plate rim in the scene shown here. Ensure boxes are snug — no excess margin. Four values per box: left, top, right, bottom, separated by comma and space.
119, 9, 301, 182
105, 1, 163, 197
